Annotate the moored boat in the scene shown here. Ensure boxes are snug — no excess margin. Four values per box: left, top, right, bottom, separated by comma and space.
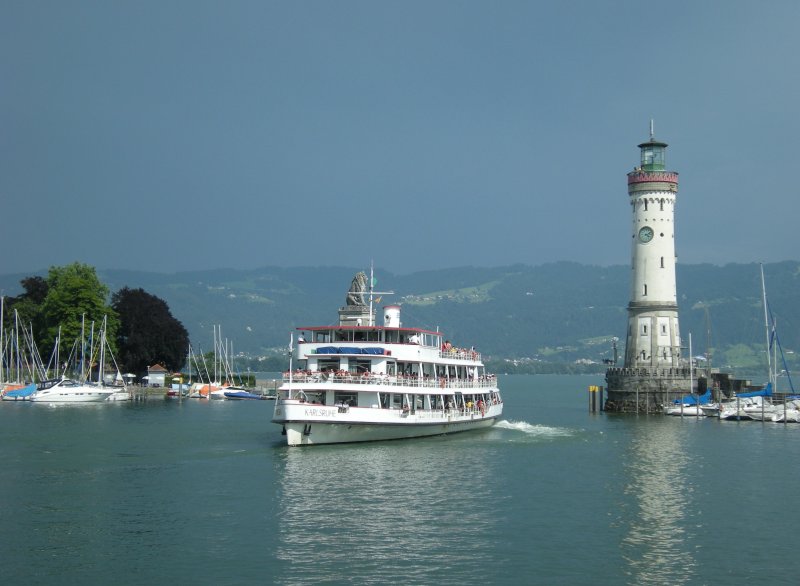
701, 392, 771, 420
272, 270, 503, 446
1, 383, 37, 401
771, 399, 800, 423
29, 378, 118, 403
224, 388, 264, 400
665, 389, 710, 417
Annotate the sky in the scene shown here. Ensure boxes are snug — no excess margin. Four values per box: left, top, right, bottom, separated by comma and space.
2, 0, 799, 276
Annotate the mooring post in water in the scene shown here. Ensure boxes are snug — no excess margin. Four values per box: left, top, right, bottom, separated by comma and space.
589, 385, 604, 412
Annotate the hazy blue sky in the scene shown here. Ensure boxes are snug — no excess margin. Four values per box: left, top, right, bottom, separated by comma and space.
2, 1, 799, 275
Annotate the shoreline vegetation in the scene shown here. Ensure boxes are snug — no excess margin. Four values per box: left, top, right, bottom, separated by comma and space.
2, 261, 796, 383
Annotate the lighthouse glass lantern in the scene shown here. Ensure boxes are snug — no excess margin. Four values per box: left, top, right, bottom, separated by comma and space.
639, 140, 667, 171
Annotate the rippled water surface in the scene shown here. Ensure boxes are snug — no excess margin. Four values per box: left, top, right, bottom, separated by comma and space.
2, 375, 800, 585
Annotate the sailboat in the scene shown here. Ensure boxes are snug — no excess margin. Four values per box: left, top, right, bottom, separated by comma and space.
665, 334, 710, 416
702, 265, 785, 420
2, 310, 58, 401
30, 316, 127, 403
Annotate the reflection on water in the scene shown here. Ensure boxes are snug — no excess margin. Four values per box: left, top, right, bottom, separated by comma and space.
618, 419, 700, 585
274, 438, 502, 585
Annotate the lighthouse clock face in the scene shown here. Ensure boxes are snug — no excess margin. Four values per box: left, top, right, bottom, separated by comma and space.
638, 226, 654, 243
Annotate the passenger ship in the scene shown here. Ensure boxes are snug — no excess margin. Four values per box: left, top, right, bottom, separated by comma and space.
272, 271, 503, 446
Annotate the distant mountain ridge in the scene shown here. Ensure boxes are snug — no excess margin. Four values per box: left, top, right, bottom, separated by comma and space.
1, 262, 798, 373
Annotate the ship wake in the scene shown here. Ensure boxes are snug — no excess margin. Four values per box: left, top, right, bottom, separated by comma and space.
495, 420, 574, 439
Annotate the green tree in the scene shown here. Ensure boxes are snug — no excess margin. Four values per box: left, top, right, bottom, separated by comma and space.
112, 287, 189, 375
38, 263, 119, 357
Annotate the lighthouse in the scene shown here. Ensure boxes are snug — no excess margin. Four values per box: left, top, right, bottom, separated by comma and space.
605, 125, 693, 412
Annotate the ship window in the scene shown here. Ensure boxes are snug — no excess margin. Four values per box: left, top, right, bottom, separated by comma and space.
306, 391, 325, 405
349, 360, 371, 374
379, 393, 390, 409
334, 391, 357, 406
317, 359, 340, 372
392, 393, 403, 409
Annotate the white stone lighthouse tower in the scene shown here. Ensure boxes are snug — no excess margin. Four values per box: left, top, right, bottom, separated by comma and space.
625, 126, 681, 369
605, 125, 692, 412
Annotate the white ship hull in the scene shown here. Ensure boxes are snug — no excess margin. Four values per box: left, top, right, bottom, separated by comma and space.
275, 399, 502, 446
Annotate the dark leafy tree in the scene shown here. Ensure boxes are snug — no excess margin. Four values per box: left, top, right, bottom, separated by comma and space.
2, 276, 49, 333
112, 287, 189, 375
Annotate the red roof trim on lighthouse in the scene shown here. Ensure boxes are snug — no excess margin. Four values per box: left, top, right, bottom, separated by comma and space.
627, 171, 679, 185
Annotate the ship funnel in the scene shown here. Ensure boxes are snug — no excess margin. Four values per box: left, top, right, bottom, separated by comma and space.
383, 305, 401, 327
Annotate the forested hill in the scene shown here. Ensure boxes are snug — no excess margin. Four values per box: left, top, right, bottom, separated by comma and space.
1, 262, 798, 371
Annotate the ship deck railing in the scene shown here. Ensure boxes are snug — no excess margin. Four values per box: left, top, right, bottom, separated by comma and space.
281, 400, 502, 418
406, 400, 501, 418
438, 349, 481, 361
283, 372, 497, 389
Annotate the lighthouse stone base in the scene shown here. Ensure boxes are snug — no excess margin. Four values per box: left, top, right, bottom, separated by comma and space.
604, 366, 696, 413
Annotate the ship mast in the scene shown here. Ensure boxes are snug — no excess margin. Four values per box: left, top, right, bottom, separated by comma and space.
367, 262, 394, 327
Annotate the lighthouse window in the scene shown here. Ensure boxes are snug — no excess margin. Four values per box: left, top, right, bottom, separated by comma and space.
660, 257, 665, 268
642, 324, 648, 335
643, 200, 648, 211
643, 284, 648, 296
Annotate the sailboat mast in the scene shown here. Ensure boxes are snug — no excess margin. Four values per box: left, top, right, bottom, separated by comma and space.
56, 326, 61, 378
80, 314, 86, 382
760, 264, 773, 387
15, 309, 20, 383
0, 295, 4, 385
689, 333, 694, 396
99, 316, 107, 385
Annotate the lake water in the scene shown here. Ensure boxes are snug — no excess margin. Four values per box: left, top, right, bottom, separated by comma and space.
2, 374, 800, 585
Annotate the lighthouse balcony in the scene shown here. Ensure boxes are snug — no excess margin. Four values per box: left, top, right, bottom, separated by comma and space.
627, 171, 678, 184
605, 366, 692, 379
